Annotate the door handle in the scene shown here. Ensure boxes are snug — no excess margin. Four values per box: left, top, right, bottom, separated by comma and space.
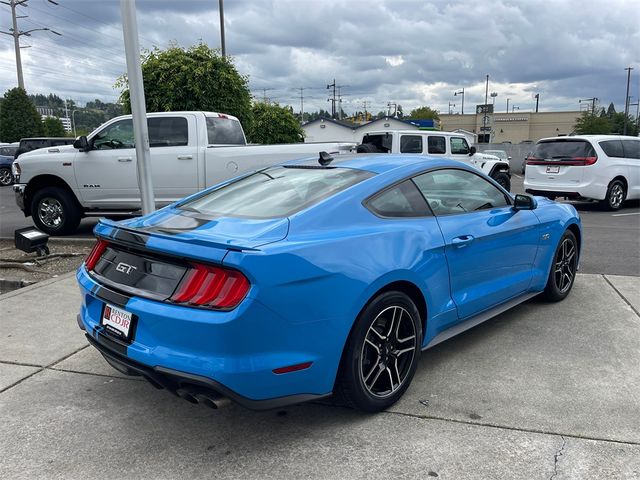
451, 235, 475, 247
118, 157, 132, 162
177, 155, 193, 160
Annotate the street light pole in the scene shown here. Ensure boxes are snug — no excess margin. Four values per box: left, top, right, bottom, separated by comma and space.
121, 0, 155, 214
218, 0, 226, 57
534, 93, 540, 112
623, 66, 633, 135
506, 98, 510, 113
454, 88, 465, 114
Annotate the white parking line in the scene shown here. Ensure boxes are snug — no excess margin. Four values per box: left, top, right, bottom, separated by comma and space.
512, 174, 522, 179
611, 212, 640, 217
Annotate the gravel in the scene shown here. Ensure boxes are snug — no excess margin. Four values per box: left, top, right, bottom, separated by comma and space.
0, 239, 94, 294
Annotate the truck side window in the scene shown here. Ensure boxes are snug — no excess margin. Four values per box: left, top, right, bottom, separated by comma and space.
400, 135, 423, 154
93, 120, 135, 150
427, 136, 446, 154
148, 117, 189, 147
450, 137, 470, 155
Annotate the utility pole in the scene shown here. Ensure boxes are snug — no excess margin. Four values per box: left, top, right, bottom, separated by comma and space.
534, 93, 540, 112
362, 100, 369, 122
326, 79, 336, 118
0, 0, 62, 90
454, 88, 465, 114
579, 97, 598, 115
387, 102, 397, 117
121, 0, 155, 214
623, 66, 633, 135
296, 87, 306, 123
506, 98, 510, 113
259, 88, 274, 103
218, 0, 226, 57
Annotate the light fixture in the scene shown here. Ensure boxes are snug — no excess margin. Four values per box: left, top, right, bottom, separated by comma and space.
15, 227, 49, 256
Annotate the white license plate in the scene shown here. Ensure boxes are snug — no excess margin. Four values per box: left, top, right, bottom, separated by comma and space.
102, 303, 134, 340
546, 165, 560, 174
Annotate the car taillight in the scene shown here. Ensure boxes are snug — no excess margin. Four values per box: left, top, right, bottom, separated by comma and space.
85, 239, 108, 271
580, 156, 598, 165
170, 263, 250, 309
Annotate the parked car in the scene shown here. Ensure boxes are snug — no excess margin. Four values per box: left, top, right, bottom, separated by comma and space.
14, 137, 75, 158
77, 153, 581, 412
522, 151, 533, 175
0, 144, 18, 186
483, 149, 511, 165
524, 135, 640, 210
356, 130, 512, 191
13, 112, 354, 235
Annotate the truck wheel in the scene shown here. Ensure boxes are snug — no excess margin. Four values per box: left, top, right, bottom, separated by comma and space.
31, 187, 81, 235
492, 172, 511, 192
600, 179, 626, 211
0, 167, 13, 186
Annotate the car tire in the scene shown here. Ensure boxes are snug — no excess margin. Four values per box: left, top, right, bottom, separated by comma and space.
355, 143, 380, 153
492, 172, 511, 192
600, 179, 626, 211
543, 229, 578, 302
335, 291, 422, 412
31, 186, 82, 235
0, 166, 13, 186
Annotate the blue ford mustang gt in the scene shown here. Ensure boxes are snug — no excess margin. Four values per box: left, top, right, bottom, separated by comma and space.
76, 153, 581, 412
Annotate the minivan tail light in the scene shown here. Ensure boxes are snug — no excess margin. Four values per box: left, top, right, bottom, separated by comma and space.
85, 239, 108, 271
171, 263, 250, 309
526, 156, 597, 166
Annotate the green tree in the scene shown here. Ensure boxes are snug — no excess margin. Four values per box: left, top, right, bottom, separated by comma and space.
408, 105, 440, 120
246, 102, 304, 144
574, 112, 612, 134
116, 42, 252, 129
0, 87, 44, 142
43, 116, 66, 136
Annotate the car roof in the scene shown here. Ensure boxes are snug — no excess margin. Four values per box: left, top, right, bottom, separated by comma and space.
538, 135, 640, 143
364, 130, 463, 137
284, 153, 459, 174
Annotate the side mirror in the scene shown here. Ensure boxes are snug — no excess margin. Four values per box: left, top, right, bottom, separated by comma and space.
73, 135, 89, 152
469, 146, 476, 156
513, 194, 537, 211
507, 156, 512, 160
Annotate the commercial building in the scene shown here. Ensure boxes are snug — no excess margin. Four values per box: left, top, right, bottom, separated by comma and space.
439, 108, 581, 144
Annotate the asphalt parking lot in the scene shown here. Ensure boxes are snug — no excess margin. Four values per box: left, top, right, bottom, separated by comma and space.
2, 175, 639, 276
1, 172, 639, 479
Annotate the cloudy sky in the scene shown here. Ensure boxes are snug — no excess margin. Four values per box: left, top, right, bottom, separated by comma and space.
0, 0, 638, 117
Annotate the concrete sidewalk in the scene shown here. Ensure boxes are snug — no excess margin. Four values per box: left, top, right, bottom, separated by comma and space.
0, 272, 638, 479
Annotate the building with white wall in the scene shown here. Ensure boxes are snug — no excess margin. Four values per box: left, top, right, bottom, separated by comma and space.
303, 117, 427, 143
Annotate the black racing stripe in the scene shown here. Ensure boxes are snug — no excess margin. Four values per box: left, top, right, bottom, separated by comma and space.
94, 285, 131, 308
113, 229, 149, 247
96, 331, 127, 356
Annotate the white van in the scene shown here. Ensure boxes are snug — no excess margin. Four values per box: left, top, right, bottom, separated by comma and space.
524, 135, 640, 210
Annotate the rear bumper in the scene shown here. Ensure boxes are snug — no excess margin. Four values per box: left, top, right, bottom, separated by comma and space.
84, 330, 329, 410
76, 265, 340, 408
524, 178, 607, 201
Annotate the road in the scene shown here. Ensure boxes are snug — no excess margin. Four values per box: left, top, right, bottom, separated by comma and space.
1, 175, 639, 275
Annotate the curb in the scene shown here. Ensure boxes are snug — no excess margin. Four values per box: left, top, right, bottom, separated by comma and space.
0, 236, 95, 243
0, 271, 76, 301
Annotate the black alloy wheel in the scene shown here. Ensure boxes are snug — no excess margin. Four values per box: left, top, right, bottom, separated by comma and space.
543, 229, 578, 302
335, 291, 422, 412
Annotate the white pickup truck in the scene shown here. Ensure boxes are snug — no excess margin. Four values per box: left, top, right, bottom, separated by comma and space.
12, 111, 354, 234
355, 130, 511, 190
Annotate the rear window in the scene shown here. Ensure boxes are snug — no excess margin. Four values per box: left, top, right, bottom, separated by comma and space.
0, 146, 16, 156
534, 140, 596, 159
206, 117, 245, 145
179, 166, 373, 218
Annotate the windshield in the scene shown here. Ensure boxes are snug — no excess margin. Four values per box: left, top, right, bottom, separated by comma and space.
533, 140, 596, 159
0, 146, 17, 156
179, 166, 373, 218
206, 117, 246, 145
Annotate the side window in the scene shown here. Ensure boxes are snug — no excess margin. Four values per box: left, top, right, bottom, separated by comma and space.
450, 137, 470, 155
599, 140, 624, 158
413, 169, 510, 215
622, 140, 640, 159
148, 117, 189, 147
427, 136, 446, 154
400, 135, 423, 154
93, 120, 134, 150
366, 180, 430, 217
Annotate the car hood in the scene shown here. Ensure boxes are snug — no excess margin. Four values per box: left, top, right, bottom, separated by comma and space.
18, 144, 77, 159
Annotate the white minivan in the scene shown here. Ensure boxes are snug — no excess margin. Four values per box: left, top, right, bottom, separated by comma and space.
524, 135, 640, 210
